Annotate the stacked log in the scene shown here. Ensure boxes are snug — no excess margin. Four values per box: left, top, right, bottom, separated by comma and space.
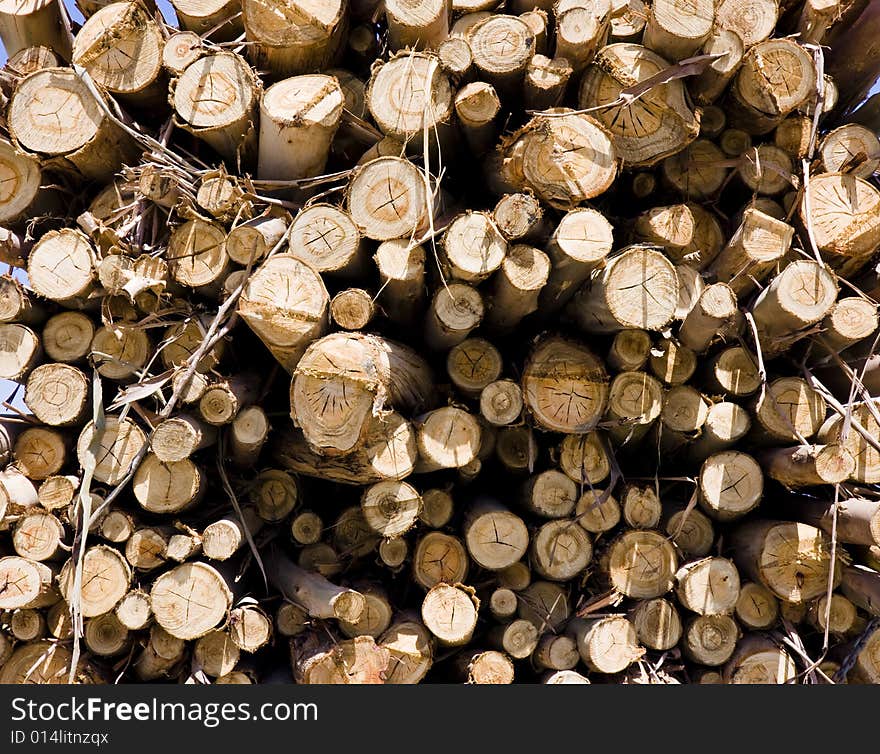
0, 0, 879, 688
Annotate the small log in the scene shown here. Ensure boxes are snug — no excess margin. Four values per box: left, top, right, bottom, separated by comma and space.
202, 508, 264, 562
415, 406, 481, 472
606, 529, 678, 598
761, 444, 855, 487
0, 323, 40, 380
553, 6, 608, 73
489, 618, 538, 660
690, 30, 744, 105
0, 556, 58, 609
258, 75, 344, 180
14, 427, 67, 480
523, 55, 572, 111
455, 81, 500, 155
72, 3, 166, 108
447, 338, 502, 398
731, 520, 841, 603
466, 14, 535, 95
675, 557, 740, 616
629, 597, 682, 651
819, 297, 879, 353
12, 510, 64, 561
723, 635, 796, 684
727, 39, 817, 135
735, 581, 779, 630
569, 246, 679, 333
241, 0, 346, 76
170, 0, 243, 40
0, 0, 71, 60
681, 614, 739, 666
753, 376, 826, 443
606, 370, 663, 445
424, 282, 484, 351
575, 488, 621, 534
373, 239, 426, 324
413, 531, 469, 588
152, 414, 216, 463
361, 480, 421, 538
485, 244, 549, 331
421, 583, 479, 646
621, 484, 662, 530
59, 545, 130, 617
568, 616, 644, 674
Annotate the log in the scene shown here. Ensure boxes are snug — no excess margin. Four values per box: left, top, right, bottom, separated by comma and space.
170, 0, 243, 40
0, 0, 71, 60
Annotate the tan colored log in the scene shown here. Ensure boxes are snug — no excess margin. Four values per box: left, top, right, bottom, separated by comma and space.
98, 509, 135, 544
739, 144, 793, 196
723, 635, 797, 684
150, 562, 232, 640
337, 584, 393, 639
496, 109, 618, 209
346, 157, 433, 241
289, 206, 368, 279
90, 323, 150, 381
152, 414, 216, 463
663, 140, 729, 199
275, 601, 308, 638
575, 488, 621, 534
170, 0, 243, 40
488, 587, 518, 620
424, 282, 483, 351
489, 618, 538, 660
678, 283, 739, 353
533, 633, 579, 671
523, 55, 572, 111
569, 246, 679, 333
808, 593, 861, 636
226, 405, 268, 468
133, 625, 185, 681
553, 6, 608, 73
517, 580, 569, 631
732, 520, 841, 603
819, 297, 878, 353
621, 484, 662, 530
720, 127, 753, 157
699, 104, 726, 137
291, 332, 431, 454
455, 81, 500, 155
59, 544, 130, 617
607, 529, 678, 598
132, 454, 204, 515
226, 605, 273, 653
12, 510, 63, 561
698, 450, 763, 522
818, 124, 880, 178
0, 323, 39, 380
329, 288, 374, 331
519, 470, 574, 519
35, 474, 76, 513
727, 39, 817, 135
167, 218, 229, 293
521, 335, 609, 433
414, 406, 480, 472
11, 608, 45, 641
72, 3, 165, 107
14, 427, 66, 480
446, 338, 502, 398
761, 444, 854, 487
258, 75, 343, 180
199, 374, 258, 426
579, 43, 699, 167
172, 52, 259, 161
477, 379, 522, 427
605, 370, 663, 445
171, 368, 210, 403
422, 583, 479, 646
242, 0, 346, 76
774, 114, 812, 159
675, 557, 740, 616
0, 138, 40, 225
643, 0, 712, 60
366, 52, 454, 152
796, 496, 880, 547
0, 276, 41, 327
237, 254, 329, 373
465, 14, 534, 94
437, 35, 472, 79
840, 565, 880, 617
226, 213, 288, 266
0, 0, 71, 59
453, 649, 513, 684
441, 211, 507, 284
539, 207, 613, 313
125, 526, 171, 572
413, 489, 451, 530
373, 239, 425, 324
531, 519, 592, 581
165, 526, 202, 563
196, 171, 247, 222
735, 581, 779, 630
569, 616, 643, 674
689, 402, 751, 465
754, 377, 826, 443
706, 346, 761, 397
412, 531, 469, 589
10, 67, 139, 181
275, 412, 418, 485
485, 244, 549, 331
378, 615, 433, 684
690, 30, 744, 105
461, 500, 528, 572
629, 597, 682, 651
558, 432, 610, 487
192, 630, 239, 677
0, 556, 58, 609
360, 480, 421, 539
709, 208, 793, 295
26, 228, 96, 306
681, 614, 739, 666
605, 329, 649, 373
752, 259, 838, 353
46, 600, 72, 639
799, 173, 880, 278
0, 642, 101, 684
202, 508, 263, 562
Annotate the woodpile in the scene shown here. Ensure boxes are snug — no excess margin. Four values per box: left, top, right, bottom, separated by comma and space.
2, 0, 880, 686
